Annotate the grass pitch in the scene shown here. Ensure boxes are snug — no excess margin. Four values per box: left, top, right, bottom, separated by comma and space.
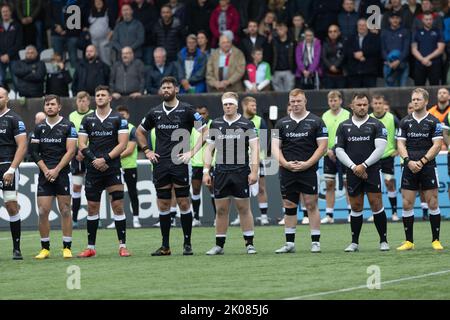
0, 221, 449, 300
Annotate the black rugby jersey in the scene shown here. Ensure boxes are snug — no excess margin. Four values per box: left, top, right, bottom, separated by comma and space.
139, 101, 206, 160
0, 109, 26, 163
207, 115, 257, 173
336, 116, 387, 165
397, 112, 443, 166
79, 109, 129, 170
272, 112, 328, 172
31, 117, 78, 172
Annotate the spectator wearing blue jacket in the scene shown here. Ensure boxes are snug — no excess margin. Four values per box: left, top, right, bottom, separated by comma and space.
145, 47, 178, 95
176, 34, 207, 94
381, 11, 410, 87
338, 0, 358, 43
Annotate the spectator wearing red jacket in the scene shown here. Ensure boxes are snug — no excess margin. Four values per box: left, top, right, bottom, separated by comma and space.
209, 0, 240, 48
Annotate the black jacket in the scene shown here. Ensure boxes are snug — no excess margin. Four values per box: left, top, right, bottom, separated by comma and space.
239, 35, 272, 64
131, 1, 158, 46
0, 20, 23, 59
46, 68, 72, 97
72, 58, 110, 96
321, 38, 345, 75
345, 32, 381, 77
12, 58, 47, 98
186, 0, 215, 36
152, 17, 185, 62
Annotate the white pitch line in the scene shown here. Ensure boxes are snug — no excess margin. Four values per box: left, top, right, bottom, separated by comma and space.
0, 234, 37, 241
285, 269, 450, 300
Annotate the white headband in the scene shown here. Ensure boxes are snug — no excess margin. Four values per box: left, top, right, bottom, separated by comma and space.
222, 98, 238, 106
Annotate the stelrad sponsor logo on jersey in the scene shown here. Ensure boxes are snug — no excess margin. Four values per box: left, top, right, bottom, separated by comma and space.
348, 135, 370, 142
41, 137, 62, 143
0, 129, 6, 133
218, 133, 241, 140
287, 132, 309, 138
91, 130, 113, 136
407, 132, 429, 138
157, 124, 179, 130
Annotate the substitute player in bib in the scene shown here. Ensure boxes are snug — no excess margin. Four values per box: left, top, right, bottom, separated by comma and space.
190, 105, 215, 227
77, 85, 130, 258
203, 92, 259, 255
272, 89, 328, 254
321, 90, 351, 224
136, 76, 208, 256
30, 95, 77, 259
69, 91, 93, 228
368, 95, 400, 222
335, 93, 389, 252
0, 87, 27, 260
397, 88, 444, 251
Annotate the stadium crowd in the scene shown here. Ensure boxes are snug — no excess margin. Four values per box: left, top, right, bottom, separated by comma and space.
0, 0, 450, 98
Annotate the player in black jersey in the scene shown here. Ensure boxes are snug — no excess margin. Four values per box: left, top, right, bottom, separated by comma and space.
396, 88, 444, 251
30, 95, 78, 259
136, 76, 208, 256
336, 93, 389, 252
203, 92, 259, 255
0, 87, 27, 260
77, 85, 130, 258
271, 89, 328, 254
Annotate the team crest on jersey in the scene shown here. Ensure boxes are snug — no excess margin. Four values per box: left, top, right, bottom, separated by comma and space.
322, 127, 328, 134
121, 119, 128, 127
18, 121, 25, 131
382, 128, 388, 137
71, 127, 77, 136
194, 112, 202, 121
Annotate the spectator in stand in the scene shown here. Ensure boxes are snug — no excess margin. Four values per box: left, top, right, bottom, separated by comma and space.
411, 11, 445, 85
381, 11, 410, 87
167, 0, 186, 27
11, 45, 46, 98
244, 47, 271, 92
258, 11, 277, 45
231, 0, 267, 33
88, 0, 115, 66
268, 0, 288, 24
111, 4, 145, 61
412, 0, 443, 31
346, 18, 381, 88
49, 0, 89, 69
0, 3, 22, 88
358, 0, 383, 19
72, 44, 110, 96
322, 24, 346, 89
152, 4, 185, 63
131, 0, 158, 66
206, 33, 245, 92
240, 20, 271, 64
286, 0, 313, 27
381, 0, 410, 30
110, 46, 145, 99
310, 0, 340, 41
338, 0, 359, 43
186, 0, 215, 37
209, 0, 240, 48
295, 28, 321, 90
146, 47, 178, 95
271, 22, 295, 92
402, 0, 422, 30
197, 30, 212, 57
289, 13, 306, 47
176, 34, 207, 94
15, 0, 44, 52
45, 52, 72, 97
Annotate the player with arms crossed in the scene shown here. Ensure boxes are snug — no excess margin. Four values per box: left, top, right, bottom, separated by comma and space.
31, 95, 77, 259
272, 89, 328, 254
335, 93, 389, 252
0, 87, 27, 260
203, 92, 259, 255
396, 88, 444, 251
77, 85, 130, 258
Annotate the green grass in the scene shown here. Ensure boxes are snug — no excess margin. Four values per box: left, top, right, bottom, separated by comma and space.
1, 221, 449, 300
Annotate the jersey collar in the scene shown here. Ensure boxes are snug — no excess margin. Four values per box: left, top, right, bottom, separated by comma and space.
0, 108, 10, 118
95, 108, 112, 123
412, 111, 429, 124
223, 113, 242, 126
290, 111, 309, 123
351, 115, 370, 128
46, 116, 63, 129
163, 100, 180, 115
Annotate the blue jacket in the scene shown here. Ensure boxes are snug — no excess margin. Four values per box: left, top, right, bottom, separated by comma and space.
145, 62, 178, 95
381, 27, 410, 63
176, 47, 206, 93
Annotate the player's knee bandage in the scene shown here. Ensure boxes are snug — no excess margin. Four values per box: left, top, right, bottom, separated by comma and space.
175, 186, 190, 198
3, 191, 17, 202
72, 175, 84, 186
284, 207, 298, 216
383, 173, 394, 181
157, 188, 172, 199
110, 191, 124, 201
283, 192, 299, 205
